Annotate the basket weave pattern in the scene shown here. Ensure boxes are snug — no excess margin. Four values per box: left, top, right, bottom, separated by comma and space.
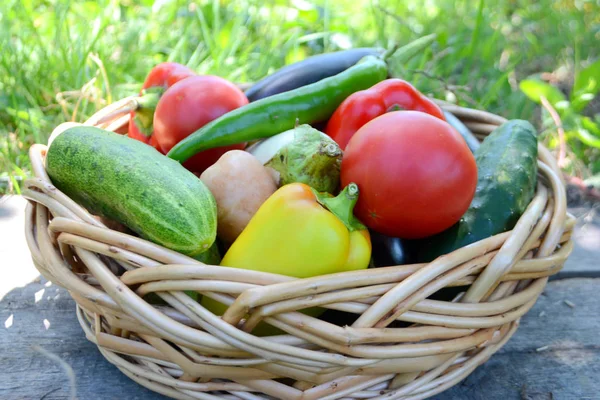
23, 98, 574, 400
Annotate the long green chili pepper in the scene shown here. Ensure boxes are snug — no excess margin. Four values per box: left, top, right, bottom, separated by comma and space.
167, 55, 388, 163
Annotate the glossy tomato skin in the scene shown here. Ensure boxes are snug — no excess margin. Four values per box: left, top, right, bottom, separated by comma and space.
128, 62, 196, 143
341, 111, 477, 239
149, 134, 163, 153
153, 75, 249, 173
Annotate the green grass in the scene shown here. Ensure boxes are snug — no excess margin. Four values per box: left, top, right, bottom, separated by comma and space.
1, 0, 599, 194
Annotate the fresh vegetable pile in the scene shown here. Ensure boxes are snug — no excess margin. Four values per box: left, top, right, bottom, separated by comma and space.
45, 38, 539, 333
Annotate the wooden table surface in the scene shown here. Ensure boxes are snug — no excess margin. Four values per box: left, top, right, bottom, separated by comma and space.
1, 196, 599, 400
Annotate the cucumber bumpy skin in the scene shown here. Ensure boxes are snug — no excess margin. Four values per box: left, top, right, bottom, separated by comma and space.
419, 120, 538, 262
46, 126, 217, 256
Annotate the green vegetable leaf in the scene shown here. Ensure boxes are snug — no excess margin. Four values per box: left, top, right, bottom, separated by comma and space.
572, 58, 600, 112
519, 79, 566, 107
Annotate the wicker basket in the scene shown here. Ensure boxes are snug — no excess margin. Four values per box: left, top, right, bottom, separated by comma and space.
23, 96, 574, 400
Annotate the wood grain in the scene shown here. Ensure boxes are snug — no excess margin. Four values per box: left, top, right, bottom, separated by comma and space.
1, 278, 598, 400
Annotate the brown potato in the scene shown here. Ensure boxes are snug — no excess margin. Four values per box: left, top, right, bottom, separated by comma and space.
200, 150, 277, 244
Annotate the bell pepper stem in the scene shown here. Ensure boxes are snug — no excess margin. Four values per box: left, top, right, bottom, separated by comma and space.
313, 183, 366, 232
132, 87, 164, 137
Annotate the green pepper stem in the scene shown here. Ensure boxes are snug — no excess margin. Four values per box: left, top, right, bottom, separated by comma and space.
136, 90, 161, 109
313, 183, 366, 232
133, 90, 162, 133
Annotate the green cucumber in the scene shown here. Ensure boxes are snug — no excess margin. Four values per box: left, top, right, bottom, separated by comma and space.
193, 240, 222, 265
419, 120, 538, 261
46, 126, 217, 256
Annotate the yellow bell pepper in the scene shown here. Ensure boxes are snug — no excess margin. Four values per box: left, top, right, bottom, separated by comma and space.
201, 182, 371, 334
221, 182, 371, 277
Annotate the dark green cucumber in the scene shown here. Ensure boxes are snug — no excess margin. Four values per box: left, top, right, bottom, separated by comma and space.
419, 120, 538, 261
46, 126, 217, 256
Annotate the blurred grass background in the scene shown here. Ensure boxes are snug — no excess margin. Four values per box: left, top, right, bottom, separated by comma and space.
1, 0, 599, 194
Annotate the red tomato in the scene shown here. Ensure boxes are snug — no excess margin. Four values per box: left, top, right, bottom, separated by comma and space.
341, 111, 477, 239
153, 75, 249, 173
128, 62, 196, 143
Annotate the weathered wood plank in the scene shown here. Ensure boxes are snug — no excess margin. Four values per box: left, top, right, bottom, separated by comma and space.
0, 279, 166, 400
439, 278, 600, 400
1, 278, 599, 400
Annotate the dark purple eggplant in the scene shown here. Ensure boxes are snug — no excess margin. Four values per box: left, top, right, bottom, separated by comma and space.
370, 231, 467, 302
245, 47, 383, 101
369, 231, 418, 267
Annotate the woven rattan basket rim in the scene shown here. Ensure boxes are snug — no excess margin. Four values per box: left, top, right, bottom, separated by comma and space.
21, 96, 574, 400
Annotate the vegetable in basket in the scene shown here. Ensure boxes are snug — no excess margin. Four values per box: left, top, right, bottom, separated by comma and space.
369, 231, 418, 267
247, 124, 342, 194
47, 122, 81, 147
201, 182, 371, 333
417, 120, 539, 261
152, 75, 249, 173
341, 111, 478, 239
218, 182, 371, 277
167, 55, 388, 163
200, 150, 278, 244
193, 240, 222, 265
128, 62, 195, 146
46, 126, 218, 257
167, 34, 441, 163
325, 78, 446, 149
